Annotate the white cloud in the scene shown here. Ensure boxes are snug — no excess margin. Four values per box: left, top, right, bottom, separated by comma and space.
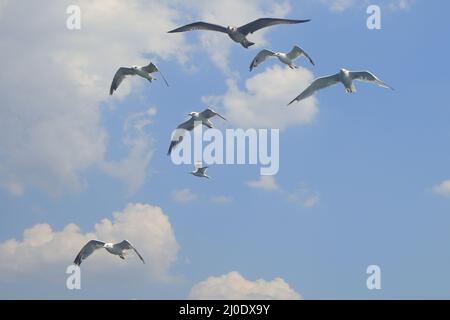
172, 188, 198, 203
319, 0, 412, 12
320, 0, 356, 12
246, 176, 319, 208
0, 203, 180, 282
246, 176, 280, 192
204, 65, 318, 129
0, 0, 190, 195
188, 271, 302, 300
433, 180, 450, 198
210, 195, 233, 204
389, 0, 412, 11
101, 108, 156, 194
287, 187, 320, 208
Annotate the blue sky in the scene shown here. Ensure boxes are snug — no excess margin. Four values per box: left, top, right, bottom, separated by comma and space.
1, 0, 450, 299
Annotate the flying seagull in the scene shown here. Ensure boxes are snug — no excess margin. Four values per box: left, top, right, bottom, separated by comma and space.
168, 18, 310, 49
73, 240, 145, 266
190, 166, 211, 179
168, 108, 226, 155
288, 69, 393, 105
109, 62, 169, 95
250, 45, 315, 71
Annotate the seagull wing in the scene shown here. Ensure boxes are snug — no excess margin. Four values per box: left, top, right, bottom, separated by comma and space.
168, 21, 228, 34
115, 240, 145, 264
287, 45, 315, 66
199, 108, 227, 120
250, 49, 276, 71
288, 73, 341, 105
349, 71, 393, 90
238, 18, 310, 36
198, 166, 208, 174
110, 67, 136, 95
142, 62, 170, 87
73, 240, 106, 266
168, 118, 196, 155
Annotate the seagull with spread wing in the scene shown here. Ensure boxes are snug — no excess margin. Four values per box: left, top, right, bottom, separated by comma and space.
109, 62, 169, 95
73, 240, 145, 266
288, 68, 393, 105
168, 18, 310, 48
168, 108, 226, 156
250, 45, 315, 71
190, 166, 211, 179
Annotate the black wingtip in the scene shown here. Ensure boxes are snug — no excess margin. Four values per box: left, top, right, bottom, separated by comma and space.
168, 28, 180, 33
167, 145, 174, 156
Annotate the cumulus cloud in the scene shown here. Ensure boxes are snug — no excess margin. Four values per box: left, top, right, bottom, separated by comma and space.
319, 0, 356, 12
433, 180, 450, 198
172, 188, 198, 203
188, 271, 302, 300
246, 176, 319, 208
319, 0, 412, 12
388, 0, 412, 11
246, 176, 280, 192
203, 65, 318, 129
101, 108, 156, 194
210, 195, 234, 204
0, 0, 190, 195
0, 203, 180, 282
287, 187, 320, 208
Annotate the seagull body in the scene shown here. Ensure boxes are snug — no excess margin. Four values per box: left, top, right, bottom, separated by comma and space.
288, 68, 393, 105
168, 108, 226, 155
190, 166, 211, 179
250, 45, 315, 71
168, 18, 310, 49
73, 240, 145, 266
109, 62, 169, 95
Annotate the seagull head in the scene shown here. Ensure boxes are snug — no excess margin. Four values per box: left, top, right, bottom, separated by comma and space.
340, 68, 348, 73
105, 243, 113, 248
132, 66, 139, 69
227, 26, 237, 33
188, 112, 198, 118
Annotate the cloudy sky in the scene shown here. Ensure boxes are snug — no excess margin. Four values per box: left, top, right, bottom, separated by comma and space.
1, 0, 450, 299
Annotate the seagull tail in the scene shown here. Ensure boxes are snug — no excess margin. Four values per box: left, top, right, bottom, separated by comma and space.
242, 39, 255, 49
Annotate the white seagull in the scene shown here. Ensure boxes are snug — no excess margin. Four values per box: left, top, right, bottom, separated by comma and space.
168, 108, 226, 155
250, 45, 315, 71
73, 240, 145, 266
190, 166, 211, 179
109, 62, 169, 95
288, 68, 393, 105
168, 18, 310, 49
